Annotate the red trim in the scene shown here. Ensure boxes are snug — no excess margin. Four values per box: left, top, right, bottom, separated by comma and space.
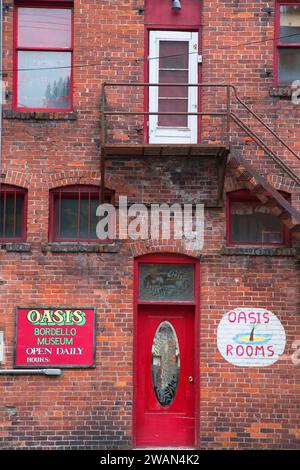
144, 26, 202, 144
132, 253, 200, 448
49, 185, 114, 242
14, 1, 73, 3
0, 184, 27, 242
14, 2, 74, 112
226, 189, 290, 246
274, 1, 300, 85
143, 28, 149, 144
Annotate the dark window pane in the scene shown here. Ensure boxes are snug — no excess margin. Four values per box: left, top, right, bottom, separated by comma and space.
0, 196, 3, 237
139, 263, 194, 301
278, 47, 300, 84
18, 8, 72, 48
158, 99, 188, 127
231, 201, 283, 243
5, 196, 15, 237
54, 192, 103, 240
0, 192, 23, 239
56, 198, 78, 239
90, 198, 100, 239
159, 41, 189, 69
280, 6, 300, 44
18, 51, 71, 109
15, 196, 23, 238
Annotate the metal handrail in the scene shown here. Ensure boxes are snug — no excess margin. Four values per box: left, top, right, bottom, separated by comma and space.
230, 112, 300, 185
101, 82, 232, 148
100, 82, 300, 186
230, 85, 300, 163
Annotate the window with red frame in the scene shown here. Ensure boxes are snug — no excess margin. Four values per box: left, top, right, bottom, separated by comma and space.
227, 190, 289, 245
15, 1, 73, 111
0, 185, 27, 241
50, 186, 114, 241
276, 2, 300, 84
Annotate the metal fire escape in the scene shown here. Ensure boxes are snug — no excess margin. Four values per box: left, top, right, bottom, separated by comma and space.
100, 82, 300, 239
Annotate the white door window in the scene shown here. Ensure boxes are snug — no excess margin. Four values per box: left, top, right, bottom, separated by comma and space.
149, 30, 199, 144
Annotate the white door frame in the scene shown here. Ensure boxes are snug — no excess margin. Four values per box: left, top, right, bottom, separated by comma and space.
149, 30, 199, 144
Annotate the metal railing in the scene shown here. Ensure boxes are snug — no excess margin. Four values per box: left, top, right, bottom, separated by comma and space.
100, 82, 300, 200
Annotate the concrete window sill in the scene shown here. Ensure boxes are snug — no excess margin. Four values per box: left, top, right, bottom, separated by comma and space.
221, 246, 297, 257
2, 110, 78, 121
269, 87, 292, 99
1, 242, 32, 252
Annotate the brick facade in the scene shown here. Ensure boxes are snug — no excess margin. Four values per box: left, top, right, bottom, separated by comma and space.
0, 0, 299, 450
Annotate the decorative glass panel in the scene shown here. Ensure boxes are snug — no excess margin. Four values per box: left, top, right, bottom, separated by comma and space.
139, 263, 194, 302
280, 6, 300, 44
18, 51, 71, 109
231, 201, 283, 243
18, 8, 72, 48
151, 321, 180, 407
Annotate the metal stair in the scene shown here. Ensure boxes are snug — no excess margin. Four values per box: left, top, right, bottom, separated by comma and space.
227, 152, 300, 239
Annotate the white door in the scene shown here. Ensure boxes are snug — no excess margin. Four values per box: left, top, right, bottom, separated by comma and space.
149, 30, 199, 144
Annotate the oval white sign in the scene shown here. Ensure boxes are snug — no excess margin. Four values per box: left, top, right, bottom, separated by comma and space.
217, 308, 286, 367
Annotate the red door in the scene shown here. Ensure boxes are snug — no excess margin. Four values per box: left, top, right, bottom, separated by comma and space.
135, 304, 196, 448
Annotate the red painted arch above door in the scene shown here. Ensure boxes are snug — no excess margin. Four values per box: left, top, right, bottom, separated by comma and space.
133, 254, 200, 448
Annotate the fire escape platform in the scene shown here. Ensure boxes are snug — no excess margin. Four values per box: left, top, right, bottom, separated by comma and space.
102, 143, 230, 159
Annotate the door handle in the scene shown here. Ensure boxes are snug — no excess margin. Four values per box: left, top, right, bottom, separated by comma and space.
188, 376, 194, 383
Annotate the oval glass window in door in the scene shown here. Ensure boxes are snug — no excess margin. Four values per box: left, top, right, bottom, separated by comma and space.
151, 321, 180, 407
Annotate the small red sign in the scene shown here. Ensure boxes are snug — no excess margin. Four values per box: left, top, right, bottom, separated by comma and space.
15, 307, 96, 368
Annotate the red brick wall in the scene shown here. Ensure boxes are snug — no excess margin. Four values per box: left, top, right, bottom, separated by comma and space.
0, 0, 299, 449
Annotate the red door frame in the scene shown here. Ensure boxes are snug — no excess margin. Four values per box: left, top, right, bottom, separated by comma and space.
132, 253, 200, 448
